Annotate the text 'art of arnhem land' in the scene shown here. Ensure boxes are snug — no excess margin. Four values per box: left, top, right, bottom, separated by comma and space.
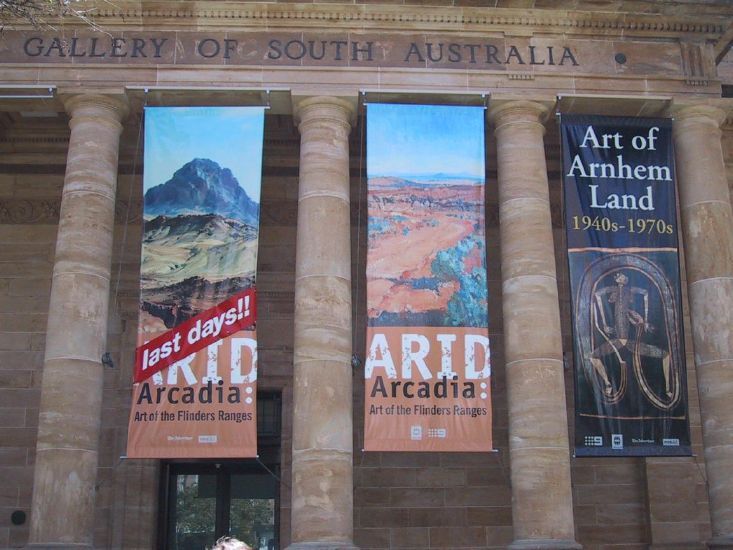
562, 115, 690, 457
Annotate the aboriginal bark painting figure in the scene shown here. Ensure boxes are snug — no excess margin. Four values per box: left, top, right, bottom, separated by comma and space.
575, 253, 683, 416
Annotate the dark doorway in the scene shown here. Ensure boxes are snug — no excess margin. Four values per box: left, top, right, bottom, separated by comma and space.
159, 392, 282, 550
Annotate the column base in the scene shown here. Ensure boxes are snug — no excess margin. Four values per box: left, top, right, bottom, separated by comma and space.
708, 536, 733, 549
510, 539, 582, 550
286, 542, 359, 550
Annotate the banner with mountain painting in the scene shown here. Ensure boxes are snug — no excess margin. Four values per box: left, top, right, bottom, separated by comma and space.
364, 103, 492, 452
561, 114, 690, 457
127, 107, 263, 458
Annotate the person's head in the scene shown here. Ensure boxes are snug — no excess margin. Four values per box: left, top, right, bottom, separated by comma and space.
210, 536, 252, 550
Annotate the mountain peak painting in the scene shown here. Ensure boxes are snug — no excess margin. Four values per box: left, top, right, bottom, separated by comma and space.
138, 106, 264, 334
129, 106, 265, 460
144, 158, 260, 227
140, 157, 260, 330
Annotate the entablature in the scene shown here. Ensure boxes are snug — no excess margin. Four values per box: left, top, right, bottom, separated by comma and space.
3, 1, 729, 40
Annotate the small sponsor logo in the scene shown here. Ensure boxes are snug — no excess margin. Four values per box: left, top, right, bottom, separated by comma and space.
584, 435, 603, 446
663, 438, 680, 446
198, 435, 217, 443
167, 435, 193, 442
612, 434, 623, 450
427, 428, 447, 438
410, 426, 423, 440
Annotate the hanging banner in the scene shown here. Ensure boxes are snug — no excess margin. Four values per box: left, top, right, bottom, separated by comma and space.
127, 106, 264, 458
562, 114, 691, 457
364, 103, 492, 452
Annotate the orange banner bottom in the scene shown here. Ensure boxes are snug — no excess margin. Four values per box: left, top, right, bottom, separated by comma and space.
127, 329, 257, 459
364, 326, 492, 452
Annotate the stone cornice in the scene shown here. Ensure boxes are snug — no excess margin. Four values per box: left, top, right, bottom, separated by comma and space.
15, 1, 729, 40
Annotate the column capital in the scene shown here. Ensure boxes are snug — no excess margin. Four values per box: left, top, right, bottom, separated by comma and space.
61, 93, 129, 126
293, 95, 357, 131
671, 102, 727, 129
488, 99, 553, 134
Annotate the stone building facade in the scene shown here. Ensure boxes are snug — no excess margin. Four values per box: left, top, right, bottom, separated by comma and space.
0, 1, 732, 549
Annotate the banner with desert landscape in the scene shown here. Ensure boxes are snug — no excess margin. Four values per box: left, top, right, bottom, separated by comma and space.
364, 103, 492, 452
127, 107, 263, 458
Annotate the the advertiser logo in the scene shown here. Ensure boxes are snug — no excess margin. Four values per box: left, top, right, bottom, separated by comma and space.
167, 435, 193, 442
612, 434, 624, 450
663, 438, 680, 446
584, 435, 603, 446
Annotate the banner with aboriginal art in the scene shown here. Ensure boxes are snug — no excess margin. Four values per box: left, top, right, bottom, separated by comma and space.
127, 107, 264, 458
364, 103, 493, 452
561, 114, 691, 456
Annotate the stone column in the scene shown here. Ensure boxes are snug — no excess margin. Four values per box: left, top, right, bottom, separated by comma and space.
489, 100, 580, 550
673, 104, 733, 549
29, 94, 127, 548
289, 96, 357, 550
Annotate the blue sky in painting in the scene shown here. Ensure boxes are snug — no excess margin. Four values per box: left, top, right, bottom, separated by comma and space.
143, 106, 264, 200
366, 103, 485, 180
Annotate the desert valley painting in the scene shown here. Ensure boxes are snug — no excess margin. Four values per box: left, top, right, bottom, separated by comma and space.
366, 104, 489, 328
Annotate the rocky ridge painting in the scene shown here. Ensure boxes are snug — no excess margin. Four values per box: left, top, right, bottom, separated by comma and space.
140, 157, 260, 332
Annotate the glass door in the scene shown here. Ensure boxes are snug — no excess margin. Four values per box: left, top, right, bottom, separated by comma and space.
160, 393, 281, 550
169, 471, 218, 549
229, 473, 277, 549
165, 463, 279, 550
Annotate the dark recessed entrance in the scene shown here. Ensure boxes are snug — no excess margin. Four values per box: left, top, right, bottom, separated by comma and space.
159, 392, 282, 550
